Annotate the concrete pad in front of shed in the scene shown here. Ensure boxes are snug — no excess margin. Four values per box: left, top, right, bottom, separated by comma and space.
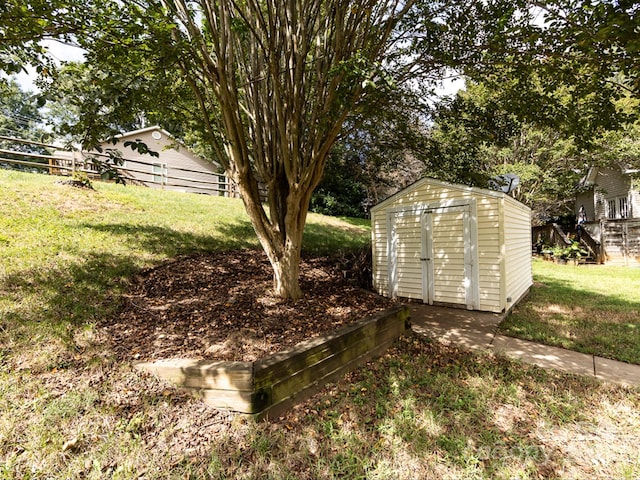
594, 356, 640, 387
413, 324, 496, 351
491, 335, 595, 377
410, 304, 502, 350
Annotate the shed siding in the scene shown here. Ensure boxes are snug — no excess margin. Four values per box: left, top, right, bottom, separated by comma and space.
371, 181, 481, 300
475, 198, 502, 312
371, 216, 389, 295
503, 197, 533, 311
372, 178, 531, 313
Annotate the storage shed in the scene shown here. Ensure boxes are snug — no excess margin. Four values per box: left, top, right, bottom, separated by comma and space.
371, 177, 532, 313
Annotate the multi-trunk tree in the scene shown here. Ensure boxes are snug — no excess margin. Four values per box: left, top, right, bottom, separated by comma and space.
153, 0, 417, 299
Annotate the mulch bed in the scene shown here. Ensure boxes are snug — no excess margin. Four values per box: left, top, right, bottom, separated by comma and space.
103, 249, 396, 363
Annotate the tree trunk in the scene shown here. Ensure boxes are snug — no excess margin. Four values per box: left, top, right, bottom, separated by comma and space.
234, 167, 307, 301
260, 188, 307, 300
270, 241, 303, 300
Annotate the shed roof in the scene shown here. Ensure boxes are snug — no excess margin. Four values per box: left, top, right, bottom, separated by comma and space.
371, 176, 514, 213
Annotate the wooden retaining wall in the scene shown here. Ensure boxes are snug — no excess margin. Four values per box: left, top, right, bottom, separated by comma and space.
136, 305, 411, 419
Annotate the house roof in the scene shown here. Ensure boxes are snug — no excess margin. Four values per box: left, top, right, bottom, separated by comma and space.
578, 165, 639, 189
111, 125, 221, 169
113, 125, 174, 140
579, 167, 599, 188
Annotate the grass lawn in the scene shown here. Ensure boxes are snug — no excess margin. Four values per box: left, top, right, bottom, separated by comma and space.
499, 259, 640, 365
1, 170, 639, 479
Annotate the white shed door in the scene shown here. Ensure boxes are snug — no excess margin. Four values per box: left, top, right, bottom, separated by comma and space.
421, 206, 478, 309
387, 202, 479, 309
388, 210, 424, 300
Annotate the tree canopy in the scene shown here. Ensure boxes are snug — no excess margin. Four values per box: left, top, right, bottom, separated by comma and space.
427, 79, 640, 224
311, 85, 431, 218
0, 80, 48, 142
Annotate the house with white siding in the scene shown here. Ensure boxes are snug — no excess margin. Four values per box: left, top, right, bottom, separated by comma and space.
576, 165, 640, 265
576, 165, 640, 221
371, 177, 532, 313
98, 126, 236, 196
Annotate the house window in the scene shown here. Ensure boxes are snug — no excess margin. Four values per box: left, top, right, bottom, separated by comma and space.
152, 163, 167, 184
608, 199, 617, 219
607, 196, 631, 219
619, 197, 629, 218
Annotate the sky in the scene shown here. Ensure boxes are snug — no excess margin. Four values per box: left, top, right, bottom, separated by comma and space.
12, 40, 85, 92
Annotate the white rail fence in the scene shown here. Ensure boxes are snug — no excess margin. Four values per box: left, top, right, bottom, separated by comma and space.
0, 135, 240, 198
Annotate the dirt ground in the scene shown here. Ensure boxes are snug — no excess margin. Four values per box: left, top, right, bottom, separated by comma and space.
102, 249, 396, 362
